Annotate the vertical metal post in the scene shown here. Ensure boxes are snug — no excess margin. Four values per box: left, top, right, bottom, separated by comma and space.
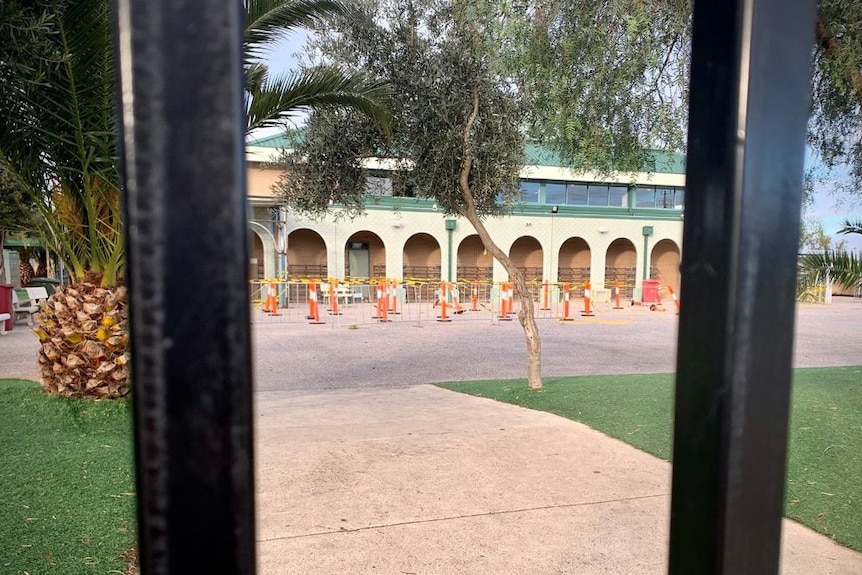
669, 1, 815, 574
113, 1, 256, 574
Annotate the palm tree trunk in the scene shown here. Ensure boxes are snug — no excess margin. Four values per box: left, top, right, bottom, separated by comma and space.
456, 85, 542, 389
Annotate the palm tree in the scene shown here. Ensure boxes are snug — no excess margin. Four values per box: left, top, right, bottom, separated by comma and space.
799, 220, 862, 299
244, 0, 391, 134
0, 0, 129, 398
838, 219, 862, 236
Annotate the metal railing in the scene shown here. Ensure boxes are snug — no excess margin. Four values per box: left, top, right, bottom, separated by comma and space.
114, 0, 816, 573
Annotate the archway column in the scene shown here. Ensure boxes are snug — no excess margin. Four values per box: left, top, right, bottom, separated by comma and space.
247, 221, 276, 280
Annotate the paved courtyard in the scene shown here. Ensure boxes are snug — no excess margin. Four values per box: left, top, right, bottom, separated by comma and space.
1, 298, 861, 573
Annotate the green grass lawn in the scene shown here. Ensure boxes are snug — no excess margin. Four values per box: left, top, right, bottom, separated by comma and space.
439, 366, 862, 552
0, 380, 136, 575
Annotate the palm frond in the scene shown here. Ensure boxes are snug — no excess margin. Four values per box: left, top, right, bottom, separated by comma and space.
838, 219, 862, 236
246, 66, 392, 136
0, 0, 122, 286
799, 250, 862, 292
245, 0, 351, 60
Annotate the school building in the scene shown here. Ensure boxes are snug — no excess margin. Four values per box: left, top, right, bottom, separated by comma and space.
245, 135, 685, 300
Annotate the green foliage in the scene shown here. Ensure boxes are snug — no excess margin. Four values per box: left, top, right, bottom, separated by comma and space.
799, 250, 862, 294
244, 0, 392, 134
838, 219, 862, 236
503, 0, 692, 173
0, 0, 124, 286
0, 380, 135, 574
275, 0, 524, 218
812, 1, 862, 193
439, 365, 862, 551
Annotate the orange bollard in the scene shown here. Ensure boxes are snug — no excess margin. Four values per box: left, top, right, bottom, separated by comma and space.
498, 282, 512, 321
668, 285, 680, 314
561, 282, 574, 321
452, 283, 464, 314
540, 280, 551, 310
376, 282, 389, 322
470, 280, 479, 312
328, 279, 342, 315
388, 281, 400, 315
581, 280, 595, 317
613, 280, 624, 309
437, 282, 451, 322
307, 282, 324, 324
263, 282, 278, 314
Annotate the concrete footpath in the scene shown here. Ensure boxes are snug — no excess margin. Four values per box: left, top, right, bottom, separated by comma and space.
3, 300, 862, 572
255, 385, 862, 575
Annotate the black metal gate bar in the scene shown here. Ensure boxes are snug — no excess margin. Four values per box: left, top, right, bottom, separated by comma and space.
113, 1, 256, 574
668, 0, 815, 574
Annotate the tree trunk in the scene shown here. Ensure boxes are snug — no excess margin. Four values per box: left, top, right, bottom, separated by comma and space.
0, 229, 5, 282
456, 85, 543, 389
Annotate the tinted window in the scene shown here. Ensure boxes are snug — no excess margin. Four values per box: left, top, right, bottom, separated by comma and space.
609, 185, 628, 207
674, 189, 685, 209
520, 180, 540, 203
588, 184, 609, 206
637, 187, 656, 207
566, 183, 588, 205
546, 182, 567, 205
657, 187, 676, 208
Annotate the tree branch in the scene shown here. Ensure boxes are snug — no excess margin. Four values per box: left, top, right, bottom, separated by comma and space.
816, 17, 862, 110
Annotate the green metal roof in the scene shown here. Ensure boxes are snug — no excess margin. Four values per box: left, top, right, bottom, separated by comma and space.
248, 134, 686, 175
2, 237, 41, 248
247, 133, 293, 148
522, 143, 685, 175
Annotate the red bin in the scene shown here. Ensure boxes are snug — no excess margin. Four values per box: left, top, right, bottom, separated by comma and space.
0, 284, 13, 332
642, 279, 661, 304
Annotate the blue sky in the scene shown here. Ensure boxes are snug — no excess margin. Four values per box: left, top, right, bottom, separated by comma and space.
256, 33, 862, 251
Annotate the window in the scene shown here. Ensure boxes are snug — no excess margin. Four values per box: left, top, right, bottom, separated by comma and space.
636, 186, 656, 207
674, 189, 685, 209
546, 182, 567, 205
520, 180, 540, 203
657, 187, 676, 208
609, 185, 628, 208
565, 183, 588, 205
588, 184, 609, 206
364, 176, 393, 196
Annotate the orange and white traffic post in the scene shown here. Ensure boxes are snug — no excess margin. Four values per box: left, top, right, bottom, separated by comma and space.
581, 280, 595, 317
437, 282, 451, 322
451, 283, 464, 314
613, 280, 624, 309
540, 279, 551, 310
560, 283, 573, 321
307, 282, 324, 324
668, 285, 680, 314
375, 282, 389, 322
388, 280, 400, 315
328, 279, 342, 316
264, 282, 279, 315
470, 280, 479, 312
498, 282, 512, 321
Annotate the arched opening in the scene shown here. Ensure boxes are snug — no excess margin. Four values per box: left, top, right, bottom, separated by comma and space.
287, 229, 327, 279
248, 231, 264, 281
651, 239, 681, 294
509, 235, 543, 299
457, 235, 492, 281
558, 237, 591, 297
402, 233, 441, 280
605, 238, 638, 298
345, 231, 386, 279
